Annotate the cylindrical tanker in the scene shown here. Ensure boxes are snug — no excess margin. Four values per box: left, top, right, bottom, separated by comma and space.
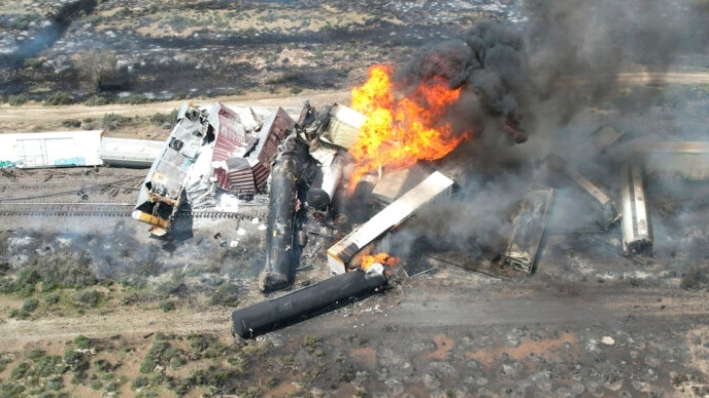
259, 133, 311, 292
307, 155, 344, 211
233, 269, 388, 338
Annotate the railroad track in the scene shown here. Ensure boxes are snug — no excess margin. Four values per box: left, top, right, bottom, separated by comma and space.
0, 203, 267, 220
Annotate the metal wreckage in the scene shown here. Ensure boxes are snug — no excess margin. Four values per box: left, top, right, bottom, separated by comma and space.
132, 101, 698, 339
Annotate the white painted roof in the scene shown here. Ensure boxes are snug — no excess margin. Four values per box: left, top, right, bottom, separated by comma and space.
0, 130, 104, 168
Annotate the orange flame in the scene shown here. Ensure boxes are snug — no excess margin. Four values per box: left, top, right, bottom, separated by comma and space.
360, 252, 399, 271
349, 64, 466, 186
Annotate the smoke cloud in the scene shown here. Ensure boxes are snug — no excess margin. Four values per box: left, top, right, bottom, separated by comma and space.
386, 0, 709, 269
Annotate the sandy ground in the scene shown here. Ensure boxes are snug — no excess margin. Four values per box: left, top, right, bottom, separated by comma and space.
1, 71, 708, 129
1, 282, 706, 350
0, 90, 352, 125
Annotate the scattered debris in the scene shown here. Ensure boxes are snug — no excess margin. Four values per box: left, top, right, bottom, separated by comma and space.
620, 163, 653, 256
503, 188, 555, 273
327, 172, 455, 275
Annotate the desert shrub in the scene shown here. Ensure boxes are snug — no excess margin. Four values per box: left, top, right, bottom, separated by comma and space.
208, 283, 239, 307
90, 379, 103, 390
132, 376, 149, 390
44, 92, 73, 106
46, 293, 60, 305
0, 268, 39, 295
168, 15, 190, 33
84, 95, 109, 106
64, 349, 90, 382
11, 298, 40, 319
0, 353, 13, 373
23, 251, 96, 290
74, 335, 91, 350
159, 300, 176, 312
61, 119, 82, 128
94, 359, 112, 373
74, 289, 101, 308
102, 113, 132, 131
22, 298, 39, 312
35, 354, 63, 378
149, 109, 179, 126
8, 94, 29, 106
119, 94, 149, 105
4, 13, 37, 30
301, 335, 322, 354
140, 340, 172, 374
681, 266, 709, 290
10, 362, 30, 381
289, 87, 303, 95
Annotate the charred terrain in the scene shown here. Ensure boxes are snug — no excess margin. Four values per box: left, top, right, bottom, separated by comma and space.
1, 1, 709, 398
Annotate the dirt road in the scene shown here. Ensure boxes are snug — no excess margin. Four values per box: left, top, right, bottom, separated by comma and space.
0, 90, 352, 125
2, 282, 706, 350
1, 70, 708, 127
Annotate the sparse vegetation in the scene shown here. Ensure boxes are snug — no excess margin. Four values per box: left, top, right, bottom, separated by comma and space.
8, 94, 29, 106
84, 95, 110, 106
681, 266, 709, 290
76, 50, 119, 92
102, 113, 133, 131
61, 118, 82, 128
208, 283, 240, 307
44, 92, 73, 106
73, 289, 102, 308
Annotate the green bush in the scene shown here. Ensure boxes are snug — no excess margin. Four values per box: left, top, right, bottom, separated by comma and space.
149, 109, 179, 126
12, 298, 40, 318
90, 379, 103, 390
208, 284, 239, 307
73, 289, 101, 308
44, 92, 73, 106
61, 119, 82, 128
119, 94, 149, 105
289, 87, 303, 95
132, 376, 149, 390
74, 335, 91, 349
22, 251, 96, 291
102, 113, 133, 131
0, 353, 13, 373
140, 340, 171, 374
84, 95, 109, 106
10, 362, 30, 381
159, 300, 175, 312
8, 94, 29, 106
46, 293, 60, 305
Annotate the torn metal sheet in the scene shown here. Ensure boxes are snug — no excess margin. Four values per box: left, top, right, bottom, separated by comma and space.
210, 102, 249, 161
232, 269, 387, 339
620, 163, 653, 256
503, 188, 555, 273
319, 103, 366, 149
327, 172, 455, 275
569, 170, 622, 229
372, 163, 432, 205
249, 107, 294, 169
592, 125, 624, 154
133, 111, 205, 236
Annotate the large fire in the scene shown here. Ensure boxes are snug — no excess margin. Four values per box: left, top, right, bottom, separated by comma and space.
348, 65, 466, 186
